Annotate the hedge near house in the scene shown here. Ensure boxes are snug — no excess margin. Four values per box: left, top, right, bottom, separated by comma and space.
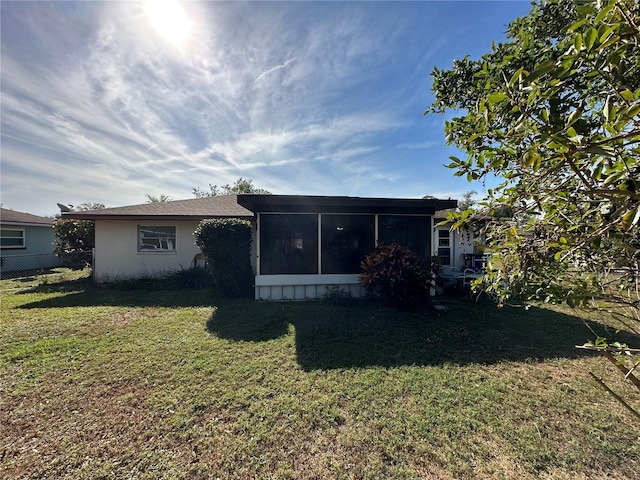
194, 218, 253, 298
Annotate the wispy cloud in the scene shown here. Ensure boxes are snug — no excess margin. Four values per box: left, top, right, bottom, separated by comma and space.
1, 1, 532, 214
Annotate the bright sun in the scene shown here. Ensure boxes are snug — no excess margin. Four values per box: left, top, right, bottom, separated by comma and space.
145, 0, 192, 47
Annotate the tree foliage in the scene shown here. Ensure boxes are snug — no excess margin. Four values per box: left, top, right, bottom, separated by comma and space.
145, 194, 172, 203
428, 0, 639, 391
194, 218, 254, 298
192, 177, 271, 198
54, 203, 105, 268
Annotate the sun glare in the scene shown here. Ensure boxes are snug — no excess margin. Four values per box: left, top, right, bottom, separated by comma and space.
145, 0, 192, 47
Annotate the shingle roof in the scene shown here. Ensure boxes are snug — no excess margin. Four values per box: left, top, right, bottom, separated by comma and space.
0, 207, 54, 226
62, 195, 254, 221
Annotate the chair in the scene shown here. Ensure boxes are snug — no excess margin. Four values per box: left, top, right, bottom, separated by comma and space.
461, 268, 481, 290
438, 266, 461, 289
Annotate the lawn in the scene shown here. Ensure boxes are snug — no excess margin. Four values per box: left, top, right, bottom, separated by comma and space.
1, 269, 639, 479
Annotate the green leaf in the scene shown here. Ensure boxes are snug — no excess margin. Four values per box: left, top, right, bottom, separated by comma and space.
619, 89, 635, 102
487, 92, 508, 103
585, 28, 598, 50
509, 67, 524, 87
527, 61, 555, 82
603, 96, 611, 121
594, 2, 615, 24
566, 18, 587, 33
566, 108, 582, 127
574, 33, 583, 51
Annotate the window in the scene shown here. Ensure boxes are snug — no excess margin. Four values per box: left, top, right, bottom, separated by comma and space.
0, 229, 25, 249
321, 214, 374, 274
138, 226, 176, 251
378, 215, 431, 258
260, 214, 318, 274
436, 229, 451, 265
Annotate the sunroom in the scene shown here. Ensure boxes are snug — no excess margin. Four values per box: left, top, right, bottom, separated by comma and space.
237, 195, 457, 300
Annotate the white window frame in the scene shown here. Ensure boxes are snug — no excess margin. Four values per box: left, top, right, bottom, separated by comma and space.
137, 225, 176, 252
0, 228, 26, 249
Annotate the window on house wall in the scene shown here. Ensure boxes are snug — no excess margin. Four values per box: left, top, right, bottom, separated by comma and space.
436, 228, 452, 265
0, 229, 25, 248
138, 226, 176, 251
321, 214, 375, 274
378, 215, 431, 258
260, 214, 318, 274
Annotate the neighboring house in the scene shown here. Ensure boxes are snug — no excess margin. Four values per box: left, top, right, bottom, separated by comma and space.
0, 207, 60, 273
65, 194, 457, 299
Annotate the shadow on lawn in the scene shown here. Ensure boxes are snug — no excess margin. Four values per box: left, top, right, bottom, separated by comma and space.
207, 297, 640, 370
16, 285, 219, 308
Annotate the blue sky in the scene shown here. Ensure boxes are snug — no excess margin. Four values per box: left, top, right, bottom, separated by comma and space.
1, 1, 532, 216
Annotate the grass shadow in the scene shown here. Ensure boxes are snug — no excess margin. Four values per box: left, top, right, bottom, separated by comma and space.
203, 296, 639, 370
292, 297, 640, 370
206, 301, 291, 342
17, 287, 219, 308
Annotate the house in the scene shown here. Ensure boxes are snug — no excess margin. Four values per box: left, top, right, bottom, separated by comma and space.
0, 207, 61, 273
63, 195, 254, 282
433, 209, 475, 270
64, 194, 458, 299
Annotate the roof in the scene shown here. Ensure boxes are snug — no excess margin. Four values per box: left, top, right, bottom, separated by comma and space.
237, 194, 458, 215
0, 207, 54, 226
434, 209, 456, 220
62, 195, 254, 221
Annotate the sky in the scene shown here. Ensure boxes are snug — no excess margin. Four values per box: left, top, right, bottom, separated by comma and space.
0, 0, 533, 216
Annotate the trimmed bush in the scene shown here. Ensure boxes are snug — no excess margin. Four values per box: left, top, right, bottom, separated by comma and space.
359, 242, 433, 308
194, 218, 253, 298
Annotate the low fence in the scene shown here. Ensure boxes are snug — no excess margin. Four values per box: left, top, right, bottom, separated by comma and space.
0, 251, 93, 279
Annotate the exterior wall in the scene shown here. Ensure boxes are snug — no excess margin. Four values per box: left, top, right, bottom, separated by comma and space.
93, 220, 202, 281
433, 225, 474, 270
0, 224, 60, 272
254, 274, 365, 300
453, 228, 474, 269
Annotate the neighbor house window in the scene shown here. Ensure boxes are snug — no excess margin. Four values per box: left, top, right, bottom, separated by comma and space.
0, 229, 25, 249
138, 226, 176, 251
378, 215, 431, 258
260, 214, 318, 274
321, 214, 374, 274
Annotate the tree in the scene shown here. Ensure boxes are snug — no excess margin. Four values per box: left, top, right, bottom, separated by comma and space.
428, 0, 639, 400
192, 177, 271, 197
53, 203, 105, 268
458, 190, 477, 211
145, 194, 172, 203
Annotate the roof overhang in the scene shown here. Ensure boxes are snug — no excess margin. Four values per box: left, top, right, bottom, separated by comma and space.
62, 213, 254, 221
0, 220, 53, 227
237, 194, 458, 215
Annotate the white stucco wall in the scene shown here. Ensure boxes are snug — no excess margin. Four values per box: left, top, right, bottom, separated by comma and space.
453, 228, 474, 268
93, 220, 203, 282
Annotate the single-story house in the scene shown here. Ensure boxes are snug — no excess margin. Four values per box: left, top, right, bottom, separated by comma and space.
0, 207, 61, 273
65, 194, 460, 299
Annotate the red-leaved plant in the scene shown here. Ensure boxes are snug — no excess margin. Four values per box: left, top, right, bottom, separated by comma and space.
360, 242, 433, 308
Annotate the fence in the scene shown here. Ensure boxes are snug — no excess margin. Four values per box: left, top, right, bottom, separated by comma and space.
0, 250, 93, 279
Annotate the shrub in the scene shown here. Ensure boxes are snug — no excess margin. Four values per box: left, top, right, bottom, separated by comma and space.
194, 218, 253, 298
320, 286, 355, 306
360, 242, 433, 308
166, 266, 213, 289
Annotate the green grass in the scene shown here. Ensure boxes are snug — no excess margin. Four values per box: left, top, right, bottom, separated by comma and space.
1, 269, 639, 479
